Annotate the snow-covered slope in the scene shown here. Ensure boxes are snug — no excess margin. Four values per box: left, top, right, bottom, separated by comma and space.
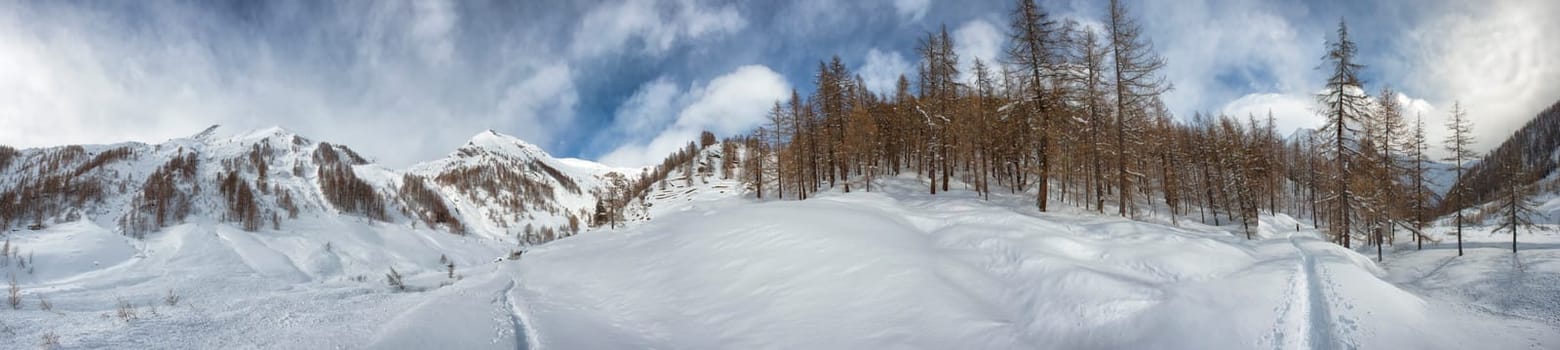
4, 130, 1558, 349
510, 176, 1558, 349
405, 130, 639, 241
2, 172, 1557, 348
0, 126, 634, 244
618, 143, 748, 224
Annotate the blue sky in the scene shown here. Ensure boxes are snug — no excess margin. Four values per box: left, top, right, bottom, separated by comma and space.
1, 0, 1556, 167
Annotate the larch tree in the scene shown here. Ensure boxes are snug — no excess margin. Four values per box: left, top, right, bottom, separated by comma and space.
917, 26, 959, 195
1263, 111, 1283, 214
1370, 86, 1406, 260
1107, 0, 1169, 217
1443, 101, 1476, 256
766, 102, 790, 199
1404, 113, 1435, 250
845, 76, 880, 192
970, 58, 999, 199
1316, 19, 1371, 248
1006, 0, 1058, 211
1069, 24, 1112, 214
1490, 149, 1540, 254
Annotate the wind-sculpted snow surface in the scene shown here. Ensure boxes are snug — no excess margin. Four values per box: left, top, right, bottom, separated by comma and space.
511, 178, 1559, 349
2, 177, 1557, 349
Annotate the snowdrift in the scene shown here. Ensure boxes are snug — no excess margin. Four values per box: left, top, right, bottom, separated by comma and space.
4, 175, 1556, 349
510, 177, 1557, 349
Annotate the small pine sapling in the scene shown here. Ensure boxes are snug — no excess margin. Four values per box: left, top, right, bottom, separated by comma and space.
385, 268, 406, 291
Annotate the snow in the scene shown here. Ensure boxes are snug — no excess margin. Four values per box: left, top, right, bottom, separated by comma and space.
1383, 223, 1560, 327
4, 221, 138, 284
2, 164, 1558, 348
1, 216, 516, 349
508, 177, 1558, 349
400, 129, 637, 241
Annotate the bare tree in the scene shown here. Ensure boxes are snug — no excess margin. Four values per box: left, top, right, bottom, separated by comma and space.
1107, 0, 1170, 217
1404, 113, 1435, 250
1316, 19, 1371, 248
1489, 141, 1538, 253
1006, 0, 1059, 211
1443, 101, 1477, 256
6, 274, 18, 309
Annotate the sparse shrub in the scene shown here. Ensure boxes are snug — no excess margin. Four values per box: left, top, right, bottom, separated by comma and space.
6, 274, 18, 310
385, 268, 405, 291
40, 331, 60, 349
164, 289, 181, 307
115, 297, 137, 322
36, 294, 50, 311
446, 261, 455, 279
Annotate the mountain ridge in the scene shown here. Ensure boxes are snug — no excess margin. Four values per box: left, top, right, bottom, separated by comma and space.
0, 125, 639, 245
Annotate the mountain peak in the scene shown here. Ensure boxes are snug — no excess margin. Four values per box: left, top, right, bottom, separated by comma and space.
463, 129, 549, 158
188, 125, 303, 143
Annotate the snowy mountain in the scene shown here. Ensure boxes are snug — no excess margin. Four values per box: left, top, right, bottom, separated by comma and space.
22, 116, 1560, 349
0, 126, 634, 244
2, 126, 1557, 349
1444, 100, 1560, 217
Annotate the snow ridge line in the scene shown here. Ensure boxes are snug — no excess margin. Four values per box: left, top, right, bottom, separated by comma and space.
501, 280, 540, 350
1289, 235, 1338, 350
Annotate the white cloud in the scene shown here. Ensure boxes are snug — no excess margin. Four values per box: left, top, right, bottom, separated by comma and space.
494, 64, 579, 148
953, 19, 1004, 83
857, 48, 912, 96
0, 1, 583, 167
1218, 93, 1317, 134
1134, 0, 1315, 123
409, 0, 459, 65
599, 65, 790, 167
571, 0, 746, 58
1399, 0, 1560, 154
894, 0, 930, 22
0, 4, 225, 153
1218, 90, 1461, 159
612, 77, 684, 135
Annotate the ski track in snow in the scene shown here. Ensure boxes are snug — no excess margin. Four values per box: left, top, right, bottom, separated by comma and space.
1272, 232, 1355, 350
501, 280, 539, 350
1292, 235, 1337, 350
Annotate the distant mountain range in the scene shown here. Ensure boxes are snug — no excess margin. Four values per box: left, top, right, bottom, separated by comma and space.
0, 126, 642, 244
1443, 100, 1560, 216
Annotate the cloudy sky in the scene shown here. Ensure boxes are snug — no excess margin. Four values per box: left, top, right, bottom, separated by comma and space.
1, 0, 1556, 167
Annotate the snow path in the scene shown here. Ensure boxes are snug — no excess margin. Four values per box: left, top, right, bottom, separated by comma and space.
1287, 233, 1340, 350
501, 280, 538, 350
